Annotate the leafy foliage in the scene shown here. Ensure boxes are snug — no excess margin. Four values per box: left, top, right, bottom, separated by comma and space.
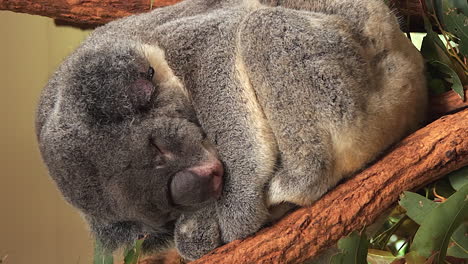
409, 184, 467, 262
94, 237, 146, 264
421, 0, 467, 98
123, 237, 145, 264
448, 167, 468, 191
331, 231, 369, 264
330, 167, 468, 264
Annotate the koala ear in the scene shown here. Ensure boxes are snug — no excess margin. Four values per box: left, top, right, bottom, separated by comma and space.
174, 207, 222, 260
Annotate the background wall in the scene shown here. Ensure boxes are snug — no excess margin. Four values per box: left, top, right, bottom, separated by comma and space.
0, 11, 93, 264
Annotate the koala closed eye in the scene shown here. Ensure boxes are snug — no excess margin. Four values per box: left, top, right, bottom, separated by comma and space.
130, 77, 156, 111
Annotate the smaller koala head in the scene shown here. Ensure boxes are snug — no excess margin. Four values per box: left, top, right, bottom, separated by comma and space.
37, 39, 223, 250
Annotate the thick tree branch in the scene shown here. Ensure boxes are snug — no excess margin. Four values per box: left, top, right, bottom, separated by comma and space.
429, 87, 468, 121
1, 0, 425, 31
187, 108, 468, 263
0, 0, 181, 25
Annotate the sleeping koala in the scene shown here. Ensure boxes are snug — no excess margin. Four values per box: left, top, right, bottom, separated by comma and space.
36, 0, 427, 260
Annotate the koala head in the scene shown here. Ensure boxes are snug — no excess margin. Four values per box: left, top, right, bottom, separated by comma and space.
36, 39, 223, 250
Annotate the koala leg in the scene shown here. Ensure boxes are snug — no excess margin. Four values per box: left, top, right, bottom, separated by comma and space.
175, 206, 222, 260
267, 133, 336, 207
238, 8, 372, 206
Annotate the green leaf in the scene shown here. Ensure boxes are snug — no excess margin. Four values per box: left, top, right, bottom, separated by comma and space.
404, 251, 426, 264
124, 238, 145, 264
447, 223, 468, 258
367, 249, 399, 264
428, 78, 449, 95
399, 191, 437, 225
448, 166, 468, 191
93, 240, 114, 264
434, 178, 457, 198
441, 1, 468, 56
331, 231, 369, 264
446, 0, 468, 15
428, 61, 465, 98
411, 184, 468, 263
421, 14, 467, 85
421, 20, 451, 63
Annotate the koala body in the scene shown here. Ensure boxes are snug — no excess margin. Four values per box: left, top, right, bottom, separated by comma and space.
36, 0, 427, 260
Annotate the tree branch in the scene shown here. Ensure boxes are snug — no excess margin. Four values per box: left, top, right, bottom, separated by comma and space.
0, 0, 181, 25
1, 0, 426, 31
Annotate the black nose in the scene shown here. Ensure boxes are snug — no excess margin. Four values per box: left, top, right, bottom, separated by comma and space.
169, 162, 223, 207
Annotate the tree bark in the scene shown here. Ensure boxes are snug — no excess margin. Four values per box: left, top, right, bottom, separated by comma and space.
429, 87, 468, 121
0, 0, 425, 30
0, 0, 181, 25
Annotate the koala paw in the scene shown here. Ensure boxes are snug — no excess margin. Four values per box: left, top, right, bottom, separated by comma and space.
174, 207, 222, 260
267, 174, 328, 206
216, 194, 270, 243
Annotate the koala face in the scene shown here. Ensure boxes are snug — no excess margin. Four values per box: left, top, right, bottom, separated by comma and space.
37, 40, 223, 247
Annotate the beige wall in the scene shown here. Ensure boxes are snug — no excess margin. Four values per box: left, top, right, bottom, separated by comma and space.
0, 11, 93, 264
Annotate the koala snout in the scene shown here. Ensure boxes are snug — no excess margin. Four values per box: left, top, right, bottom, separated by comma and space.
169, 160, 224, 207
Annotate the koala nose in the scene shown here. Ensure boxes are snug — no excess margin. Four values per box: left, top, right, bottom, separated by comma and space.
169, 161, 223, 207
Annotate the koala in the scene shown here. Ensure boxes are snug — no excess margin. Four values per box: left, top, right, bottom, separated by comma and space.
36, 0, 427, 261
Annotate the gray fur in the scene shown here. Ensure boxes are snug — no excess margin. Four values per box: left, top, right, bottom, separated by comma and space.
36, 0, 427, 261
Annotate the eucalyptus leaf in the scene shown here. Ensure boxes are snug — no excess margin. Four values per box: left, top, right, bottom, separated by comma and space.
434, 178, 457, 198
404, 251, 426, 264
428, 78, 449, 95
448, 166, 468, 191
441, 1, 468, 56
447, 223, 468, 258
399, 191, 437, 225
411, 184, 468, 263
367, 249, 398, 264
421, 18, 451, 63
421, 15, 467, 85
446, 0, 468, 15
124, 238, 145, 264
93, 240, 114, 264
124, 249, 136, 264
330, 254, 345, 264
428, 61, 465, 98
330, 231, 369, 264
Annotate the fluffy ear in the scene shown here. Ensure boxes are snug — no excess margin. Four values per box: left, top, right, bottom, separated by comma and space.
174, 206, 221, 260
